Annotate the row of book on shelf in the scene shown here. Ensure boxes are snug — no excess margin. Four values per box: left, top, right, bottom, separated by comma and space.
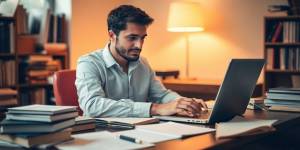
266, 21, 300, 43
19, 55, 62, 85
0, 60, 16, 87
266, 47, 300, 70
21, 3, 68, 52
1, 55, 63, 87
0, 5, 68, 55
19, 88, 47, 105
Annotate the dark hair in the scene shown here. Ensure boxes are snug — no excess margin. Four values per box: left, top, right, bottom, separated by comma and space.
107, 5, 154, 36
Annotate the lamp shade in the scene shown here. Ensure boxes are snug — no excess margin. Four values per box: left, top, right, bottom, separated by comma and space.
167, 2, 204, 32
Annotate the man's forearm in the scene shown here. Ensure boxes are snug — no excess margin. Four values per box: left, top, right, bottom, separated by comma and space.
79, 97, 152, 117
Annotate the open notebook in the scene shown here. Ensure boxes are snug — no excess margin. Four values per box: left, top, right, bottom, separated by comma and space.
215, 116, 277, 139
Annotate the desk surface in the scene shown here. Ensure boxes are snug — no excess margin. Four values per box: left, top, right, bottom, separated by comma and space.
2, 110, 298, 150
154, 110, 300, 150
56, 110, 299, 150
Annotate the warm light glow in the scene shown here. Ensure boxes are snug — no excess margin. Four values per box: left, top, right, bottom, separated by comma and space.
167, 27, 204, 32
167, 2, 204, 33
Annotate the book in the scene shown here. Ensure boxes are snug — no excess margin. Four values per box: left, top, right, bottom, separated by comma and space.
266, 48, 274, 69
75, 116, 95, 125
271, 22, 283, 42
116, 122, 215, 143
0, 128, 72, 148
72, 124, 96, 133
0, 88, 17, 96
43, 43, 67, 54
0, 118, 75, 133
269, 87, 300, 94
8, 104, 77, 115
268, 105, 300, 112
72, 116, 96, 133
266, 92, 300, 101
6, 111, 78, 122
264, 98, 300, 106
57, 131, 154, 150
96, 117, 159, 125
0, 98, 18, 106
215, 116, 277, 139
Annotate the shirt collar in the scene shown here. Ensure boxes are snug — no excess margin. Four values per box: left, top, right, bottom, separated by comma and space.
102, 43, 141, 70
102, 43, 118, 68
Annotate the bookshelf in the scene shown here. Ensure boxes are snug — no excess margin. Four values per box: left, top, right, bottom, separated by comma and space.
264, 16, 300, 92
0, 4, 69, 109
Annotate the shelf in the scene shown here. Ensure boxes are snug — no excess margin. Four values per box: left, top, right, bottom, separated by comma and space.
17, 52, 67, 57
0, 16, 15, 22
0, 85, 17, 89
18, 83, 53, 88
0, 53, 15, 57
265, 16, 300, 20
265, 43, 300, 47
266, 69, 300, 74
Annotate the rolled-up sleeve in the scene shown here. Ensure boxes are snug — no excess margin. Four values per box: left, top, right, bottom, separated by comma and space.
75, 57, 152, 117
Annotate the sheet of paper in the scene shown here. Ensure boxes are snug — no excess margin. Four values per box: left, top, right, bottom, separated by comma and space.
116, 122, 215, 143
137, 122, 215, 137
57, 131, 154, 150
116, 129, 178, 143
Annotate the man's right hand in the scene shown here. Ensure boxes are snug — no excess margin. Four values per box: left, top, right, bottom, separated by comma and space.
150, 97, 208, 117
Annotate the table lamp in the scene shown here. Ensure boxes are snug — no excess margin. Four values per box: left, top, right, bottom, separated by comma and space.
167, 1, 204, 79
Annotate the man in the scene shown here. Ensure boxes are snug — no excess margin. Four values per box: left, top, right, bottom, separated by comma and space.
75, 5, 207, 118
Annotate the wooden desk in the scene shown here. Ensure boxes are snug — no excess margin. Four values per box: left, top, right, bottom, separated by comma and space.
2, 110, 298, 150
162, 79, 263, 100
155, 110, 300, 150
57, 110, 299, 150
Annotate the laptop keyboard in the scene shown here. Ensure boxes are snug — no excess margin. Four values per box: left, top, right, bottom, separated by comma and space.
197, 109, 212, 119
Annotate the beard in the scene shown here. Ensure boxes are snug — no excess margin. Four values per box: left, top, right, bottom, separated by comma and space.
115, 39, 141, 62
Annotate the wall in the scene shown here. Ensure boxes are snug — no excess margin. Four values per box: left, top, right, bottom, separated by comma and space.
71, 0, 287, 81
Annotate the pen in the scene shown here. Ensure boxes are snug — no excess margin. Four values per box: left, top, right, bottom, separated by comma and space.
119, 135, 143, 144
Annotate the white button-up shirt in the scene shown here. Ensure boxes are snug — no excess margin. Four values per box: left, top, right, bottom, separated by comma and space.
75, 44, 180, 117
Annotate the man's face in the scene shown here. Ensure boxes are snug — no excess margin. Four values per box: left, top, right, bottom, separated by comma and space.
112, 23, 147, 62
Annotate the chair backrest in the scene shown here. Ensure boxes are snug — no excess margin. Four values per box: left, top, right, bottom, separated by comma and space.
53, 70, 83, 115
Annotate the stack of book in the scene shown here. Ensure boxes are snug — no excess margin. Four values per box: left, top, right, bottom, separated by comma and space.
265, 88, 300, 112
0, 104, 78, 148
72, 116, 95, 133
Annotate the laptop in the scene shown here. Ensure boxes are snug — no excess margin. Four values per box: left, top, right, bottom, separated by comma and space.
154, 59, 265, 124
